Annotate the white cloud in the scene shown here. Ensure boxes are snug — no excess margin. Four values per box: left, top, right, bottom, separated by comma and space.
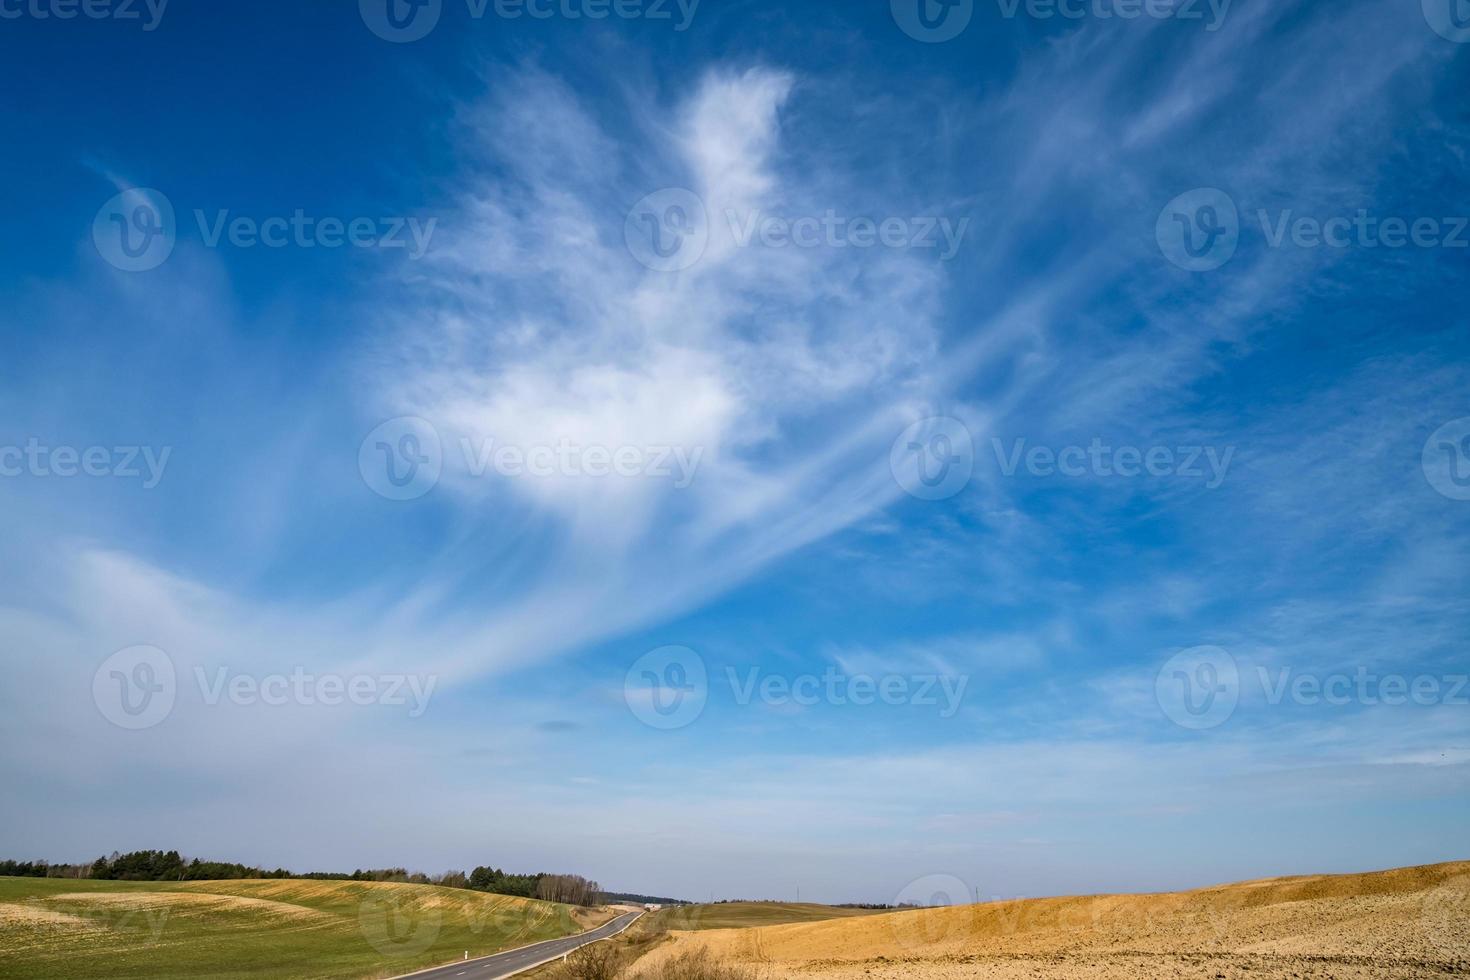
356, 64, 958, 676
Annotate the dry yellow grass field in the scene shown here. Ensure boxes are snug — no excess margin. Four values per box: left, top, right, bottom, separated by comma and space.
632, 862, 1470, 979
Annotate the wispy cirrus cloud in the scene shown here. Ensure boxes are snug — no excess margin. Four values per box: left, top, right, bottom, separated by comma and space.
354, 64, 962, 676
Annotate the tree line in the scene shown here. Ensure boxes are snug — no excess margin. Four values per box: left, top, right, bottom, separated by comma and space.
0, 860, 91, 878
466, 866, 601, 905
2, 852, 604, 906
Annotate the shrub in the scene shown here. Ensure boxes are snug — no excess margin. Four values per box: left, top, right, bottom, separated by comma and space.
560, 941, 621, 980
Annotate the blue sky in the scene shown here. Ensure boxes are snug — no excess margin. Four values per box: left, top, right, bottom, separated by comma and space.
1, 0, 1468, 904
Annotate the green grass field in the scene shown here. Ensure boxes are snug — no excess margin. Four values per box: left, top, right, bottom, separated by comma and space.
0, 876, 591, 980
647, 901, 884, 931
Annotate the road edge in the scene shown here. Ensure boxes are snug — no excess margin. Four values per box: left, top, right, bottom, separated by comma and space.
387, 909, 644, 980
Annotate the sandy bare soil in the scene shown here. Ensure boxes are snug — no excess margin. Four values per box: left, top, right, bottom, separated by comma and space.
633, 861, 1470, 979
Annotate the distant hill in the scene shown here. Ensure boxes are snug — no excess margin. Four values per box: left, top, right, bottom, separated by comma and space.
600, 891, 689, 906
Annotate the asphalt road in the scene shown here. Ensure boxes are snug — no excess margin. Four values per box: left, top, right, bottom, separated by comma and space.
397, 910, 644, 980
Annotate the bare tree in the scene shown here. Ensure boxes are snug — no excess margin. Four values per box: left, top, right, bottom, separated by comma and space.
536, 874, 603, 907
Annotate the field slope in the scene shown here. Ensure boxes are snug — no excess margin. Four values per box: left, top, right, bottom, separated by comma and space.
0, 876, 603, 980
649, 901, 882, 931
634, 861, 1470, 980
